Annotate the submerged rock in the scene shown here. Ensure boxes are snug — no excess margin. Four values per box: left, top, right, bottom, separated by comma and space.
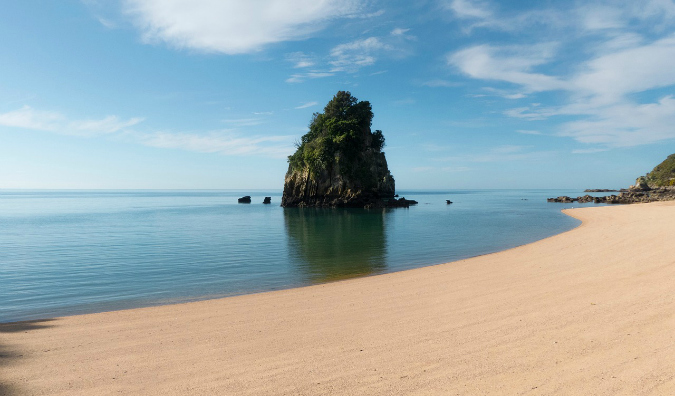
282, 91, 397, 208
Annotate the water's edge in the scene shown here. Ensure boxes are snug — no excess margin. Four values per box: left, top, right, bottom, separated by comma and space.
1, 189, 597, 323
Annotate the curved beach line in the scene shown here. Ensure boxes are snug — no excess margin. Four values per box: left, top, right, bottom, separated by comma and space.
2, 202, 674, 395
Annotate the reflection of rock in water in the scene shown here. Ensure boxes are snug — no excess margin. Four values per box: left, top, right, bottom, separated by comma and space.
284, 208, 387, 283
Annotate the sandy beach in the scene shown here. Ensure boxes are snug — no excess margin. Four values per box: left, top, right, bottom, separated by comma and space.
1, 201, 674, 395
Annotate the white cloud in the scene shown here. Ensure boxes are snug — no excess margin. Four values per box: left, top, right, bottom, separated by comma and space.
221, 118, 266, 127
447, 1, 675, 149
577, 4, 625, 31
0, 106, 63, 131
444, 0, 675, 34
137, 131, 294, 158
69, 116, 145, 136
444, 0, 492, 20
285, 52, 316, 68
285, 71, 334, 83
0, 106, 143, 136
571, 34, 675, 105
0, 106, 293, 158
448, 44, 567, 93
516, 129, 541, 135
295, 101, 318, 109
124, 0, 364, 54
390, 27, 410, 36
443, 0, 563, 33
329, 37, 391, 72
559, 96, 675, 147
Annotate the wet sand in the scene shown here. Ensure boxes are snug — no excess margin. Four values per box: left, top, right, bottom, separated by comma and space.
1, 202, 674, 395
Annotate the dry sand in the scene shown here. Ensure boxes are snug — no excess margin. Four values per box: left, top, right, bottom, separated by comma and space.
1, 202, 675, 395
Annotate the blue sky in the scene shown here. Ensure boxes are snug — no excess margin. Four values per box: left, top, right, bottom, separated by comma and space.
2, 0, 675, 189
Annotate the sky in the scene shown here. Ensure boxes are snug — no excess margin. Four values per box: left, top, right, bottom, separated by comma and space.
2, 0, 675, 190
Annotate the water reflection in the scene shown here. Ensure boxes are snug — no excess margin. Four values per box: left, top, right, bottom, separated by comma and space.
284, 208, 388, 283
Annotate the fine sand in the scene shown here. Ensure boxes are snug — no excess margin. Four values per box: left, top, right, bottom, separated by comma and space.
1, 202, 674, 395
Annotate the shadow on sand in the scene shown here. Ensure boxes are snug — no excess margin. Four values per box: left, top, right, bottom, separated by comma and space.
0, 319, 56, 396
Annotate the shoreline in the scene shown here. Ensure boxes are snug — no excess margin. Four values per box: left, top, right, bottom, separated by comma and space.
2, 201, 674, 395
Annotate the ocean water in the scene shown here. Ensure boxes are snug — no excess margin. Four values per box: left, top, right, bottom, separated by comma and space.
0, 189, 601, 323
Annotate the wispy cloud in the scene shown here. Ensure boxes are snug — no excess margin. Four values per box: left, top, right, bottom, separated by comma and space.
443, 0, 492, 20
123, 0, 366, 54
285, 71, 335, 83
284, 26, 414, 83
442, 0, 563, 33
221, 118, 266, 127
137, 131, 294, 158
516, 129, 541, 135
295, 101, 318, 109
329, 37, 391, 72
0, 106, 293, 158
285, 52, 316, 68
390, 27, 410, 36
445, 0, 675, 149
448, 43, 566, 93
0, 106, 143, 136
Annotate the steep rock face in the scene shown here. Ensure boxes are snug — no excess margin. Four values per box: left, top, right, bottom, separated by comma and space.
281, 91, 396, 208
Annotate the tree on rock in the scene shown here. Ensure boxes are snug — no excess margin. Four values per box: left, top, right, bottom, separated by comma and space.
282, 91, 396, 208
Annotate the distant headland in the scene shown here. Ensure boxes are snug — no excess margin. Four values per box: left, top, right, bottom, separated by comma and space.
549, 153, 675, 204
281, 91, 415, 208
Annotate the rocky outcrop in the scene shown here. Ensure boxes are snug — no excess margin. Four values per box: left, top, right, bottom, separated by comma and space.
629, 176, 651, 191
263, 197, 271, 204
238, 196, 251, 203
548, 188, 675, 204
549, 153, 675, 205
281, 150, 395, 208
282, 91, 399, 208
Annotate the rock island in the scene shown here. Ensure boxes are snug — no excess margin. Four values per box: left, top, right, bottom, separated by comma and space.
282, 91, 413, 208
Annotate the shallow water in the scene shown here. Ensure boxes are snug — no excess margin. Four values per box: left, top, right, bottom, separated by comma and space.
0, 189, 599, 323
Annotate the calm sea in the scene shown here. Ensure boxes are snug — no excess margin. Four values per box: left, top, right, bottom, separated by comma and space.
0, 189, 601, 323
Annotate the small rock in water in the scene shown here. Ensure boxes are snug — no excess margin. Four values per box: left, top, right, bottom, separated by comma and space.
446, 200, 453, 204
238, 196, 252, 204
263, 197, 271, 204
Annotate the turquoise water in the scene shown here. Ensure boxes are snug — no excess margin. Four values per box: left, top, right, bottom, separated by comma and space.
0, 189, 598, 323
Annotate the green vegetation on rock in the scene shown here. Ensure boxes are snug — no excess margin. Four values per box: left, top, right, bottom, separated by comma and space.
645, 153, 675, 187
281, 91, 396, 208
288, 91, 384, 179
